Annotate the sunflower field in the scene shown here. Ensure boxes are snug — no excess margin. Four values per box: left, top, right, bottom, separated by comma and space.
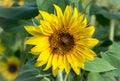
0, 0, 120, 81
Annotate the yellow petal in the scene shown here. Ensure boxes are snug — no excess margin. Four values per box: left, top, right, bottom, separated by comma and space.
77, 46, 96, 60
73, 7, 87, 27
73, 7, 79, 18
40, 20, 53, 34
71, 53, 84, 69
40, 11, 51, 22
63, 55, 70, 74
67, 53, 80, 75
69, 14, 87, 34
30, 46, 43, 54
66, 54, 78, 67
24, 26, 42, 36
38, 25, 52, 36
79, 17, 87, 28
53, 4, 64, 27
66, 54, 73, 64
74, 50, 86, 62
52, 67, 58, 76
25, 36, 48, 45
58, 54, 64, 71
35, 61, 46, 67
35, 49, 50, 67
78, 38, 99, 48
53, 4, 63, 18
43, 54, 53, 70
52, 54, 58, 70
37, 48, 51, 62
30, 46, 49, 54
64, 5, 72, 27
71, 65, 80, 75
30, 37, 49, 53
40, 10, 59, 31
78, 26, 95, 38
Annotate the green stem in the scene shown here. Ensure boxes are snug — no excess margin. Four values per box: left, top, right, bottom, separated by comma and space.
90, 15, 96, 26
79, 70, 85, 81
58, 70, 63, 81
109, 19, 115, 41
18, 34, 27, 68
64, 74, 68, 81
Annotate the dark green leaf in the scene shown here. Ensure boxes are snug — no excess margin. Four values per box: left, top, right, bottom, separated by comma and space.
0, 3, 39, 20
0, 18, 33, 32
100, 40, 113, 47
15, 59, 52, 81
96, 14, 110, 26
90, 4, 120, 20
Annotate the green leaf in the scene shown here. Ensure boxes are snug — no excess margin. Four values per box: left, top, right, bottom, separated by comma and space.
85, 57, 116, 72
87, 72, 116, 81
90, 4, 120, 20
96, 14, 110, 26
41, 77, 51, 81
108, 42, 120, 54
0, 3, 38, 20
101, 42, 120, 76
0, 18, 33, 33
87, 72, 106, 81
54, 0, 68, 12
0, 75, 6, 81
67, 71, 79, 81
15, 60, 52, 81
36, 0, 54, 13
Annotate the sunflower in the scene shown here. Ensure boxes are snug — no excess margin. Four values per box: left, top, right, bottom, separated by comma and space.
25, 4, 99, 76
0, 56, 20, 81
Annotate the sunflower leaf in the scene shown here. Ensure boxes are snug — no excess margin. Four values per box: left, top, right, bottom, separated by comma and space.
85, 57, 116, 72
15, 59, 52, 81
0, 18, 33, 33
87, 72, 116, 81
90, 4, 120, 20
0, 3, 38, 20
36, 0, 54, 13
101, 42, 120, 76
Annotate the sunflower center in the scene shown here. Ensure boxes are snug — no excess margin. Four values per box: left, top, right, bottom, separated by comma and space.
49, 32, 75, 54
8, 64, 17, 73
60, 33, 74, 48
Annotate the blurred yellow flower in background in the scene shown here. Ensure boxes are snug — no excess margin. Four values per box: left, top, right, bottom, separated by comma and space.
0, 41, 5, 54
25, 4, 99, 76
35, 14, 42, 19
0, 56, 20, 81
18, 0, 24, 6
0, 0, 24, 7
0, 0, 13, 7
0, 41, 5, 59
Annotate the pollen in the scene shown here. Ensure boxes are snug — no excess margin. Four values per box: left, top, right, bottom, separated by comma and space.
49, 31, 75, 55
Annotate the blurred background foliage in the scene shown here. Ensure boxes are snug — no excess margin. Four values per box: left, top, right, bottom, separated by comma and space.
0, 0, 120, 81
